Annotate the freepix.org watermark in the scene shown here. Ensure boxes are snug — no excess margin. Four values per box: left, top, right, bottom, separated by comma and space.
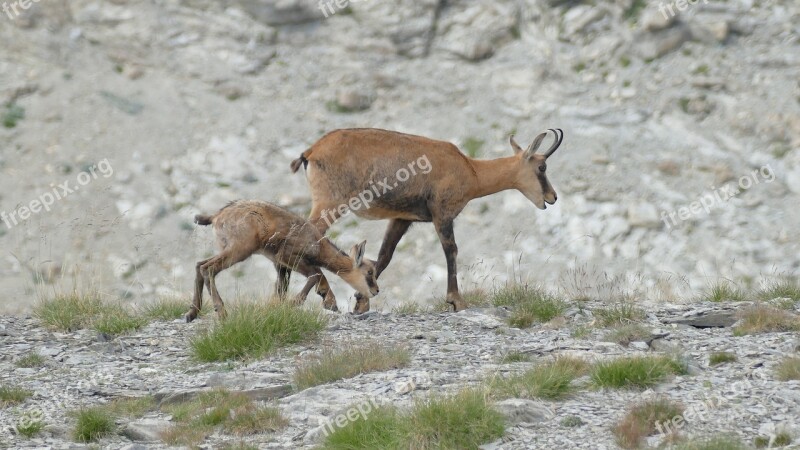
2, 0, 43, 20
319, 155, 432, 228
1, 158, 114, 230
660, 164, 775, 229
658, 0, 709, 20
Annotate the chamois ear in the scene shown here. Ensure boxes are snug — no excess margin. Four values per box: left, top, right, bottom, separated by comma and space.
522, 132, 548, 160
509, 135, 524, 154
349, 240, 367, 266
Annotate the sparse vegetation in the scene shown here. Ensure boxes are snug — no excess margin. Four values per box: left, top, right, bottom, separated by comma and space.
16, 418, 45, 438
161, 389, 287, 446
391, 302, 431, 314
754, 430, 792, 448
758, 278, 800, 303
500, 351, 532, 364
775, 356, 800, 381
321, 389, 505, 450
294, 342, 411, 389
709, 351, 737, 366
604, 324, 651, 346
702, 281, 748, 302
672, 435, 749, 450
2, 103, 25, 128
490, 356, 589, 400
190, 303, 326, 361
491, 284, 567, 328
594, 301, 645, 327
102, 396, 156, 418
15, 353, 46, 368
624, 0, 646, 21
73, 407, 116, 442
560, 415, 584, 428
34, 292, 146, 335
0, 385, 31, 407
733, 305, 800, 336
613, 397, 684, 449
591, 355, 687, 389
142, 296, 194, 321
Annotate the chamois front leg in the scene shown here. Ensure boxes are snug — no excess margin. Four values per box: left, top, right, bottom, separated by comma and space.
434, 219, 467, 312
352, 219, 412, 314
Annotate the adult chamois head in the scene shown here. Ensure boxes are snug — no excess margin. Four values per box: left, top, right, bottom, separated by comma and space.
287, 127, 564, 313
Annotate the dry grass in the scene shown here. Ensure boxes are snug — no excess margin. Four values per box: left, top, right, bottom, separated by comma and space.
733, 305, 800, 336
708, 351, 737, 366
775, 356, 800, 381
594, 301, 645, 327
293, 342, 411, 389
603, 324, 651, 346
14, 353, 46, 368
0, 385, 31, 407
613, 397, 684, 449
491, 284, 567, 328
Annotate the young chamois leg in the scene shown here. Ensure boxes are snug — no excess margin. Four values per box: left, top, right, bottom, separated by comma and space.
186, 257, 212, 322
353, 219, 413, 313
198, 243, 258, 319
274, 263, 291, 299
434, 217, 467, 312
305, 203, 344, 311
291, 262, 339, 312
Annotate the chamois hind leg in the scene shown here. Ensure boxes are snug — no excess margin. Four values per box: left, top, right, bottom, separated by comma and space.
186, 257, 212, 322
353, 219, 413, 314
274, 263, 291, 299
292, 263, 338, 312
434, 218, 466, 312
200, 245, 257, 319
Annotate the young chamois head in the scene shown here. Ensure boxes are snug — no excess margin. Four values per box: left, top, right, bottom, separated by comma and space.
509, 128, 563, 210
338, 240, 380, 299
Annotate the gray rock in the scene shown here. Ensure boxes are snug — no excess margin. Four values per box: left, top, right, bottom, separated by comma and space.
233, 0, 324, 25
121, 419, 170, 442
494, 398, 554, 425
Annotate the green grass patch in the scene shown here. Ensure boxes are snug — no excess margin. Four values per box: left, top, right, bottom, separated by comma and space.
0, 386, 31, 407
500, 351, 532, 364
191, 303, 326, 362
102, 396, 156, 418
733, 305, 800, 336
142, 297, 195, 321
73, 407, 116, 442
2, 103, 25, 128
15, 353, 46, 368
321, 389, 505, 450
491, 284, 567, 328
613, 396, 684, 449
702, 281, 748, 302
709, 351, 737, 366
758, 278, 800, 302
161, 388, 287, 446
672, 435, 749, 450
591, 355, 687, 389
34, 292, 147, 335
594, 302, 645, 327
293, 342, 410, 389
16, 418, 44, 438
490, 356, 589, 400
775, 356, 800, 381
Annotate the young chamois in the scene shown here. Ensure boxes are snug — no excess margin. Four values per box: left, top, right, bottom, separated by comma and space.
288, 128, 564, 313
185, 200, 379, 322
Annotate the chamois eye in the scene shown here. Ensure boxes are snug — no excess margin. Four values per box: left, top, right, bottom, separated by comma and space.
539, 164, 546, 172
368, 270, 374, 276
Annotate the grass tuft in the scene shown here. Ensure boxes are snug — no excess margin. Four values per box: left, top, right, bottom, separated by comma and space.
500, 351, 532, 364
0, 386, 31, 408
775, 356, 800, 381
322, 389, 504, 450
142, 296, 195, 321
16, 419, 44, 438
591, 355, 687, 389
161, 388, 287, 446
613, 396, 684, 449
491, 284, 567, 328
733, 305, 800, 336
702, 281, 748, 302
15, 353, 46, 368
293, 342, 411, 389
758, 278, 800, 303
190, 303, 326, 362
672, 435, 749, 450
34, 292, 146, 335
490, 356, 589, 400
709, 351, 737, 366
73, 407, 115, 442
594, 302, 645, 327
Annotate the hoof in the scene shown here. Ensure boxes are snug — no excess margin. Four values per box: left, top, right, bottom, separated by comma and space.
185, 309, 198, 323
447, 295, 467, 312
353, 298, 370, 314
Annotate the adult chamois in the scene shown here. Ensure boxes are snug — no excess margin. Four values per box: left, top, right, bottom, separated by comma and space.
185, 200, 379, 321
288, 128, 563, 313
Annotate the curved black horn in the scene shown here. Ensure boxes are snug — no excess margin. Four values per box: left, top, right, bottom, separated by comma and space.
542, 128, 563, 158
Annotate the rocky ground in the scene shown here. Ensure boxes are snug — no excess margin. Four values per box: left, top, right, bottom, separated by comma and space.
1, 300, 799, 449
0, 0, 799, 314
